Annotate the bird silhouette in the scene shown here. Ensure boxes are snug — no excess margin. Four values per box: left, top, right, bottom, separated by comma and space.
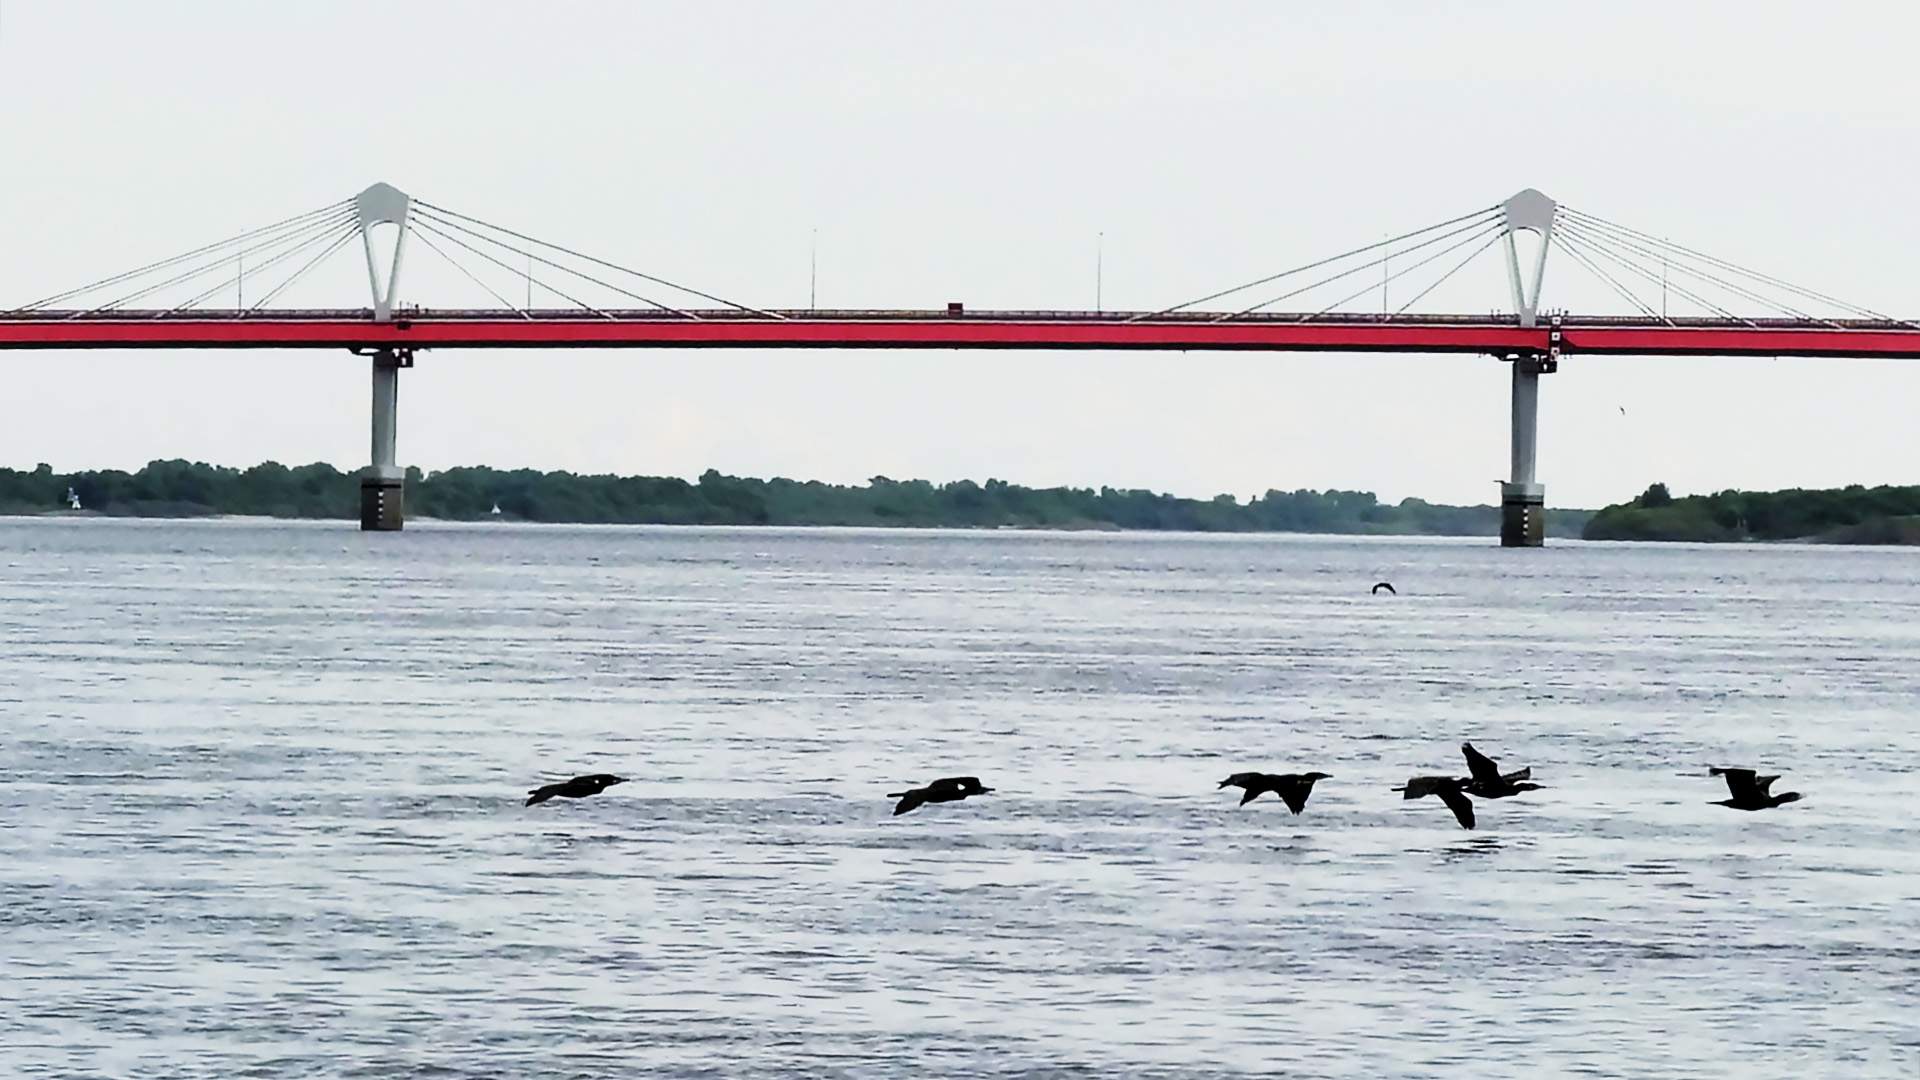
1460, 742, 1542, 799
1371, 582, 1396, 595
1217, 771, 1331, 814
1707, 766, 1803, 811
1393, 774, 1476, 829
525, 773, 628, 807
889, 776, 993, 816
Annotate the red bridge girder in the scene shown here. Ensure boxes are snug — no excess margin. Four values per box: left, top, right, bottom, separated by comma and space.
4, 311, 1920, 358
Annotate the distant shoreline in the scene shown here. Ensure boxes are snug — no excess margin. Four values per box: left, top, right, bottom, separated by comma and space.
4, 506, 1585, 539
1, 459, 1595, 538
1583, 483, 1920, 545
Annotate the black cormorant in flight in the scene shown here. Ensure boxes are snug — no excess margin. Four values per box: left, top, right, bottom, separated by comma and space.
1708, 766, 1803, 811
1217, 771, 1331, 814
890, 776, 993, 816
1371, 582, 1396, 595
1393, 775, 1477, 829
1460, 742, 1542, 799
525, 774, 628, 807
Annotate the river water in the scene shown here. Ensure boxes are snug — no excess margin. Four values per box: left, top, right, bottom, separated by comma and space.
0, 519, 1916, 1077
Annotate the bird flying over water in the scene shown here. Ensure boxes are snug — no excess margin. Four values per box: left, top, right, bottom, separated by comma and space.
1393, 743, 1539, 829
1460, 742, 1542, 799
1371, 581, 1396, 595
889, 776, 993, 816
1707, 766, 1803, 811
525, 773, 628, 807
1393, 775, 1477, 829
1217, 771, 1331, 814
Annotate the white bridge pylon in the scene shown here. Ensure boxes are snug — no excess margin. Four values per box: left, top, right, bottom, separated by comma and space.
354, 182, 414, 531
1500, 188, 1557, 329
355, 182, 413, 324
1497, 187, 1559, 547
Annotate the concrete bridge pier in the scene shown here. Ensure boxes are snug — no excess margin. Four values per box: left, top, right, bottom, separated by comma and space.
1501, 355, 1551, 547
359, 347, 410, 531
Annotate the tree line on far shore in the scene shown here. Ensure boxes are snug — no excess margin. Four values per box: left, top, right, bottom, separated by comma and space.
0, 459, 1594, 536
1583, 481, 1920, 543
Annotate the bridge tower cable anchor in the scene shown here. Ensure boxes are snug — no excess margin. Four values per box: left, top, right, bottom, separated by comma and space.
1497, 188, 1557, 548
355, 182, 414, 531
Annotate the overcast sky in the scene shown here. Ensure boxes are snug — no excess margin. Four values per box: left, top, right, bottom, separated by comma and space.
4, 0, 1920, 508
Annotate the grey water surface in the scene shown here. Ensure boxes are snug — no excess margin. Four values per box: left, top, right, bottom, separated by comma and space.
1, 519, 1916, 1078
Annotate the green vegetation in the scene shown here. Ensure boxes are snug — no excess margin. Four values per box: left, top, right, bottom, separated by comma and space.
1583, 482, 1920, 543
0, 459, 1594, 536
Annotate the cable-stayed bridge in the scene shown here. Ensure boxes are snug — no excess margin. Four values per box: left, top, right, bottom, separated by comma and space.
5, 184, 1914, 541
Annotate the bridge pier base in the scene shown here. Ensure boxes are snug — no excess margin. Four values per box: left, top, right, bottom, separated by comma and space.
1501, 483, 1545, 547
1500, 357, 1550, 547
359, 348, 410, 531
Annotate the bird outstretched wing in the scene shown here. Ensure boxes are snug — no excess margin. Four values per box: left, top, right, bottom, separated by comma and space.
1396, 775, 1457, 800
1437, 789, 1476, 830
1239, 785, 1265, 807
891, 789, 928, 816
525, 784, 560, 807
1461, 743, 1502, 786
1711, 767, 1760, 799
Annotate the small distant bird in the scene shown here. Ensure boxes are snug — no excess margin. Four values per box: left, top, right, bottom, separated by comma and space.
1460, 742, 1542, 799
1371, 581, 1396, 595
525, 773, 628, 807
1393, 775, 1476, 829
1217, 771, 1331, 814
1707, 766, 1803, 811
889, 776, 993, 816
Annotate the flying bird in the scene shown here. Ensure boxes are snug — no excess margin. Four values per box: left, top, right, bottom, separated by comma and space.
1460, 742, 1542, 800
1393, 774, 1476, 829
525, 773, 628, 807
1371, 582, 1396, 595
889, 776, 993, 816
1217, 771, 1331, 814
1707, 766, 1803, 811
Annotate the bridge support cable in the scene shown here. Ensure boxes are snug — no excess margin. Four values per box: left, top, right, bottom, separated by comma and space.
408, 210, 682, 318
408, 216, 625, 319
2, 199, 354, 315
164, 217, 362, 314
1216, 214, 1507, 321
1393, 229, 1508, 315
1298, 220, 1507, 321
246, 225, 364, 313
1550, 219, 1753, 324
74, 209, 358, 317
1548, 232, 1665, 321
1555, 217, 1829, 325
412, 200, 785, 320
409, 226, 534, 318
1132, 204, 1502, 321
1560, 207, 1920, 329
